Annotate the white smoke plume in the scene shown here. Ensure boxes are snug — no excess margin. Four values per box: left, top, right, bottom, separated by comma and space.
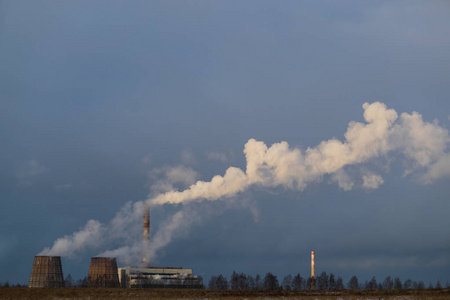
39, 220, 104, 258
39, 102, 450, 264
147, 102, 448, 207
362, 173, 384, 190
147, 166, 198, 194
331, 170, 354, 191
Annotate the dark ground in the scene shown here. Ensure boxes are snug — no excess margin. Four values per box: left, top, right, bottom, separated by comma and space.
1, 287, 449, 300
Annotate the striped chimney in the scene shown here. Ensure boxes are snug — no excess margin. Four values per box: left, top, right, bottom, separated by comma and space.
142, 206, 150, 266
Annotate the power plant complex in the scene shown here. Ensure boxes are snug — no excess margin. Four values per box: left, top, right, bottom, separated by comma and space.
29, 206, 313, 290
29, 207, 202, 289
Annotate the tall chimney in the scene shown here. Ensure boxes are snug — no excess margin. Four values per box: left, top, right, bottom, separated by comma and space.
311, 251, 316, 290
142, 206, 150, 266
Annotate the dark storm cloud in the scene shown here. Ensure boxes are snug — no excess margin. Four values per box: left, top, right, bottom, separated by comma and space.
0, 0, 449, 284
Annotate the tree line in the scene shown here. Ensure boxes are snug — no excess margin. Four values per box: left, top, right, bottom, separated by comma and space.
0, 274, 88, 288
1, 272, 447, 290
208, 271, 448, 291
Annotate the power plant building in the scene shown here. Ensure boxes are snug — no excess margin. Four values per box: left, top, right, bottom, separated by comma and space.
118, 207, 203, 288
118, 266, 203, 289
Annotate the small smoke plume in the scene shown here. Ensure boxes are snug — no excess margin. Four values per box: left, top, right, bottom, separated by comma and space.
147, 166, 198, 194
331, 170, 354, 191
362, 173, 384, 190
39, 102, 450, 264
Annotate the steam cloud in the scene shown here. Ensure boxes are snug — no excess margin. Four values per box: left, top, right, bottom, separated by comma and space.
39, 102, 450, 263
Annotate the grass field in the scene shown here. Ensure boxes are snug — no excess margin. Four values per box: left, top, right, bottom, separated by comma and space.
1, 287, 449, 300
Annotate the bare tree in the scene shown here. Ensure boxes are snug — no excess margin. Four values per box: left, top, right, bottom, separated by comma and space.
363, 277, 377, 290
394, 277, 402, 289
238, 272, 249, 290
383, 276, 393, 290
247, 275, 255, 290
417, 281, 425, 290
329, 273, 335, 290
366, 276, 377, 290
317, 271, 329, 290
403, 278, 412, 289
76, 276, 88, 288
347, 275, 359, 290
255, 274, 262, 290
282, 274, 292, 291
335, 277, 345, 290
208, 276, 218, 289
65, 274, 74, 287
263, 272, 279, 290
209, 274, 228, 290
217, 275, 229, 290
231, 271, 239, 290
292, 273, 302, 291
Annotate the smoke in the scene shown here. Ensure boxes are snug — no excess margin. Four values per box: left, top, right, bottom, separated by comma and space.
147, 102, 448, 207
39, 220, 104, 257
147, 166, 198, 194
331, 170, 354, 191
39, 102, 450, 264
362, 173, 384, 190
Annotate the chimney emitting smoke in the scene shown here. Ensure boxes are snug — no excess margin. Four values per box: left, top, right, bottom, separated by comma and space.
142, 206, 150, 266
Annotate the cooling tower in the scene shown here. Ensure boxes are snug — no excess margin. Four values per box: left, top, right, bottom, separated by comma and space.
88, 257, 120, 288
29, 256, 65, 288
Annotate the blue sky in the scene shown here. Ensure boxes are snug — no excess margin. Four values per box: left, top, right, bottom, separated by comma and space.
1, 1, 449, 285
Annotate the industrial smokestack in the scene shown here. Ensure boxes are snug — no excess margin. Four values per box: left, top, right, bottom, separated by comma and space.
311, 251, 316, 290
142, 206, 150, 266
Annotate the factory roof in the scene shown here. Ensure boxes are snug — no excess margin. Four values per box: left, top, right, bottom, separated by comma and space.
119, 266, 193, 275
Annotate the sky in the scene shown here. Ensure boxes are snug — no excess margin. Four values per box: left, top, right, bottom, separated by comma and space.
1, 0, 449, 286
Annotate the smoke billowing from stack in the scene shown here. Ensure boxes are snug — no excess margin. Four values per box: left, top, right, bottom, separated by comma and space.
311, 251, 316, 290
88, 257, 120, 288
38, 102, 450, 263
29, 256, 65, 288
142, 206, 150, 266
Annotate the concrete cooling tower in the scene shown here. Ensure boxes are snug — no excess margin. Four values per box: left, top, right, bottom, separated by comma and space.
87, 257, 120, 288
29, 256, 65, 288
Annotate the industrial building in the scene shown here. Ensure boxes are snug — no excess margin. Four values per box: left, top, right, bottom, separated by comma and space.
118, 266, 203, 288
117, 206, 203, 289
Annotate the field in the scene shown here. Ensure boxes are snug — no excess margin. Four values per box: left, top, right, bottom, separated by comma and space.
1, 288, 449, 300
